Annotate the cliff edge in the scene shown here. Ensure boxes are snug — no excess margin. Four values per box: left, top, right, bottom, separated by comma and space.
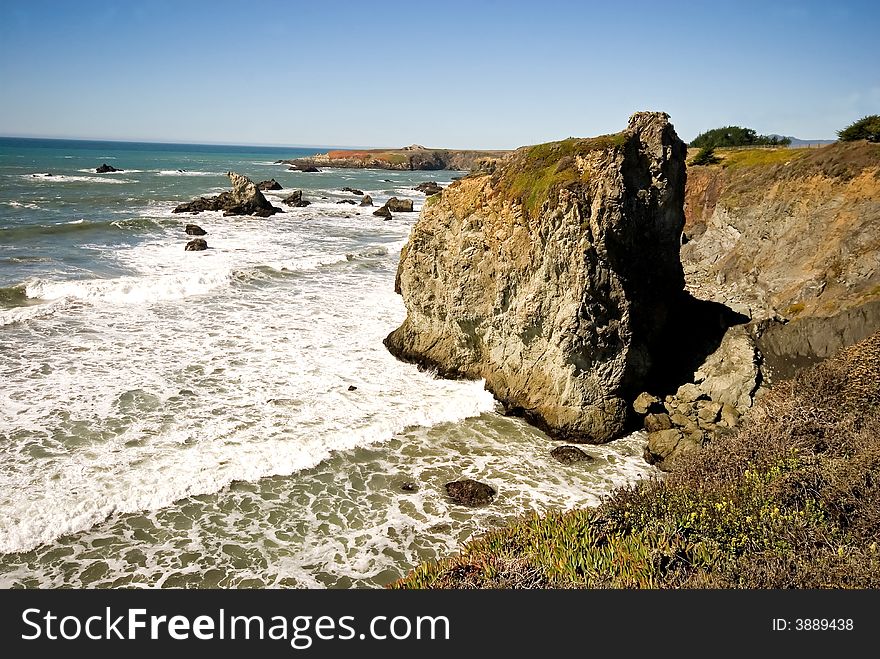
385, 112, 687, 443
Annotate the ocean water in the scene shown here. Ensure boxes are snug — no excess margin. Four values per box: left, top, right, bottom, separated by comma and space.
0, 137, 655, 588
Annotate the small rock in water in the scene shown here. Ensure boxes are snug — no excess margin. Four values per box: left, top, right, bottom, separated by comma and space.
550, 445, 594, 464
342, 187, 364, 195
185, 224, 207, 236
96, 163, 122, 173
445, 479, 496, 506
385, 197, 414, 212
257, 179, 282, 191
360, 195, 373, 207
373, 206, 392, 220
400, 482, 418, 492
185, 238, 208, 251
347, 385, 357, 391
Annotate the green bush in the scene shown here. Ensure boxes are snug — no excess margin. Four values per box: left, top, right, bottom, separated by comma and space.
689, 145, 720, 166
837, 115, 880, 142
690, 126, 791, 148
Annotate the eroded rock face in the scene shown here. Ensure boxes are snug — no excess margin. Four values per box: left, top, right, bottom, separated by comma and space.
385, 112, 687, 443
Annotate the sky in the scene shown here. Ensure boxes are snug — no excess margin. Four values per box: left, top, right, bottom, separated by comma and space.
0, 0, 878, 149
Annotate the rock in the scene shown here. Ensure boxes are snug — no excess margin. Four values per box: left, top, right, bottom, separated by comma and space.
692, 326, 760, 410
184, 224, 207, 236
373, 206, 392, 220
185, 238, 208, 251
96, 163, 121, 173
173, 172, 281, 217
288, 165, 319, 172
282, 190, 311, 207
644, 429, 684, 466
633, 392, 661, 415
669, 412, 693, 428
720, 403, 740, 428
550, 445, 594, 465
385, 197, 414, 212
675, 383, 707, 404
400, 482, 418, 492
336, 199, 356, 205
257, 179, 282, 191
385, 112, 686, 443
644, 413, 673, 432
445, 479, 496, 506
342, 187, 364, 195
414, 181, 443, 195
347, 385, 357, 391
360, 195, 373, 207
696, 400, 722, 424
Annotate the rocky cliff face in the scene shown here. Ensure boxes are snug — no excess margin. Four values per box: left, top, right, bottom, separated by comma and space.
385, 112, 687, 443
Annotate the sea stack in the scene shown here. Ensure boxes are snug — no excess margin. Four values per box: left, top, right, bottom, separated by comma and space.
385, 112, 687, 443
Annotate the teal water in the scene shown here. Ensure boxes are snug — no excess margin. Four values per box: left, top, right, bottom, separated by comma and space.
0, 137, 654, 587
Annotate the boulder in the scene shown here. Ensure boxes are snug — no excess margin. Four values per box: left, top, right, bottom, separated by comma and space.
550, 445, 594, 465
173, 172, 281, 217
185, 238, 208, 251
385, 112, 687, 443
282, 190, 310, 207
257, 179, 282, 191
385, 197, 414, 212
342, 187, 364, 195
720, 403, 740, 428
696, 400, 722, 425
360, 195, 373, 207
184, 224, 207, 236
373, 206, 392, 220
96, 163, 121, 173
445, 479, 496, 506
633, 392, 661, 415
336, 199, 356, 205
644, 413, 673, 432
414, 181, 443, 195
347, 385, 357, 391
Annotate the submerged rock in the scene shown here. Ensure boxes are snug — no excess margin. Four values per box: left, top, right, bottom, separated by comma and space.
400, 482, 418, 492
385, 112, 687, 443
257, 179, 282, 191
185, 238, 208, 251
173, 172, 282, 217
96, 163, 122, 173
336, 199, 356, 205
184, 224, 207, 236
445, 479, 496, 506
550, 445, 594, 465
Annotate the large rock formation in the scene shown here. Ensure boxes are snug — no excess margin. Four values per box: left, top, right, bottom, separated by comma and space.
173, 172, 282, 217
385, 112, 687, 443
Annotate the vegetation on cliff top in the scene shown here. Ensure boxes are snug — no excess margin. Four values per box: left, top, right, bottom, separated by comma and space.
690, 126, 791, 148
689, 145, 720, 166
491, 132, 628, 217
837, 115, 880, 143
394, 331, 880, 588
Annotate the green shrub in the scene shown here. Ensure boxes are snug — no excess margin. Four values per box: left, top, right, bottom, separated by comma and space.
837, 115, 880, 143
689, 145, 720, 166
690, 126, 791, 148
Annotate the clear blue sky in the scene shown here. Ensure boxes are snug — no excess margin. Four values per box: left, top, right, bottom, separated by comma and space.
0, 0, 877, 148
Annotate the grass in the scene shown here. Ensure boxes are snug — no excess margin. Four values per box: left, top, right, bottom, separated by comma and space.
720, 148, 809, 169
492, 133, 628, 218
393, 330, 880, 589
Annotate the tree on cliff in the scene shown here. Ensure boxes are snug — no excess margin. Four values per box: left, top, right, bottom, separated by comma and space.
689, 126, 791, 148
837, 115, 880, 142
689, 145, 720, 166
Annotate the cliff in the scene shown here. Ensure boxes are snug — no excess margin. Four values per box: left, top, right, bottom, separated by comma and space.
283, 146, 508, 171
682, 141, 880, 379
385, 112, 687, 443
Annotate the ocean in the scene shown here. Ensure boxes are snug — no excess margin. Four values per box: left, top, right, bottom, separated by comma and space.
0, 137, 653, 588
